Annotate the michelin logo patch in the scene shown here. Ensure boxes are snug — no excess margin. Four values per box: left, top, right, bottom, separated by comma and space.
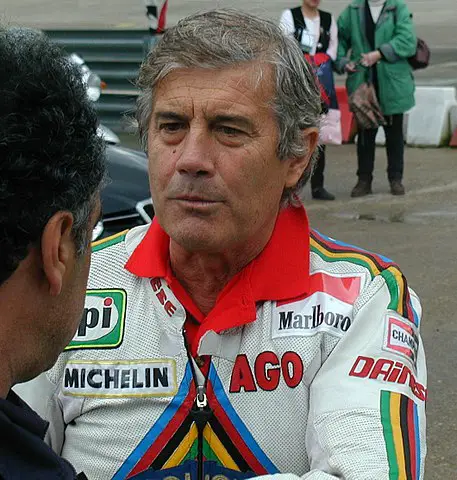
65, 289, 126, 350
63, 360, 177, 398
383, 315, 419, 366
272, 292, 353, 339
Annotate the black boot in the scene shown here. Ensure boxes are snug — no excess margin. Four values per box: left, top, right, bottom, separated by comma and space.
390, 180, 405, 196
312, 187, 335, 201
351, 178, 372, 198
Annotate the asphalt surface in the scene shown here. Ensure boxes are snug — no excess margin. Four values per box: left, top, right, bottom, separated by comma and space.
304, 146, 457, 480
3, 1, 457, 478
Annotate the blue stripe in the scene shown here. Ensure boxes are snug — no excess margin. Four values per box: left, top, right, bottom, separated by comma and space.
409, 301, 420, 327
112, 364, 193, 480
414, 403, 421, 480
313, 230, 394, 264
208, 364, 279, 474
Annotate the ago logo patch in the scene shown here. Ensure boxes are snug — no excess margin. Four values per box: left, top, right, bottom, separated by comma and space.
65, 289, 127, 350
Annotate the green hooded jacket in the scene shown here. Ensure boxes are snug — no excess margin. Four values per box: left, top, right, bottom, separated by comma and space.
336, 0, 417, 115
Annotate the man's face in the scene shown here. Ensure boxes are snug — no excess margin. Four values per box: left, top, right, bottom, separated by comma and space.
147, 63, 308, 253
303, 0, 321, 8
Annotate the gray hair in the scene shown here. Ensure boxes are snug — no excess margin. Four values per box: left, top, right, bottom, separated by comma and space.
136, 9, 322, 204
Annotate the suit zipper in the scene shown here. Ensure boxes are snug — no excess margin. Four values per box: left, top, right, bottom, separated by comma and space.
191, 385, 212, 480
183, 329, 213, 480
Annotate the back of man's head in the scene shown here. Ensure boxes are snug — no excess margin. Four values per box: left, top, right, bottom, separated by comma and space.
0, 27, 105, 285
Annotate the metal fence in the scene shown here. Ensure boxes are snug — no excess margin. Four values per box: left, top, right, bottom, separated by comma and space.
45, 30, 156, 132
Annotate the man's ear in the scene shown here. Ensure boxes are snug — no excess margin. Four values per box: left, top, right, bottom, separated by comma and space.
41, 212, 75, 296
284, 127, 320, 188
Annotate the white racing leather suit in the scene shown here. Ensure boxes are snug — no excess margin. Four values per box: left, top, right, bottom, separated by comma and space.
16, 206, 426, 480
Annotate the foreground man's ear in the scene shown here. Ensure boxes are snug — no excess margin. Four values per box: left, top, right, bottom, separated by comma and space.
41, 212, 75, 296
284, 127, 320, 189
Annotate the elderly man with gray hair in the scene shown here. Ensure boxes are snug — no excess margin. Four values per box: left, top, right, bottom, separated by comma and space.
21, 9, 426, 480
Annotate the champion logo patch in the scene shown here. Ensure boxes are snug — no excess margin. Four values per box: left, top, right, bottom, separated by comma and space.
383, 315, 419, 367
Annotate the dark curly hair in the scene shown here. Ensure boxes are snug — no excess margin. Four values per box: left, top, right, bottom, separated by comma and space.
0, 27, 106, 285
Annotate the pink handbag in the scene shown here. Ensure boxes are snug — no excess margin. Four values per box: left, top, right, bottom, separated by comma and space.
319, 108, 342, 145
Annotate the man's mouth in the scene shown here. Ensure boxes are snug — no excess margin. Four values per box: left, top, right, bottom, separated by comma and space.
174, 195, 218, 202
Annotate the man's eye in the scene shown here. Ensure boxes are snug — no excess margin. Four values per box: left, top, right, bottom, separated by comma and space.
159, 123, 183, 132
218, 126, 244, 136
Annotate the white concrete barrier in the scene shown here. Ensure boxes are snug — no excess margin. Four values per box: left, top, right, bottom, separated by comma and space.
406, 87, 457, 147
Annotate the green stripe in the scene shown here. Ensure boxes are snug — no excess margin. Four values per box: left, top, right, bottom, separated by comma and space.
202, 438, 220, 463
381, 391, 400, 479
311, 242, 403, 315
183, 438, 197, 462
380, 269, 400, 312
92, 232, 127, 253
182, 437, 221, 464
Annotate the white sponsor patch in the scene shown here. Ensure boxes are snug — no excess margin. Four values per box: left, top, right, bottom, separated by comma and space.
272, 292, 353, 339
65, 289, 126, 350
383, 315, 419, 366
62, 360, 177, 398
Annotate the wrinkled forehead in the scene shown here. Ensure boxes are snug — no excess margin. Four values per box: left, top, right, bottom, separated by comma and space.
151, 61, 277, 115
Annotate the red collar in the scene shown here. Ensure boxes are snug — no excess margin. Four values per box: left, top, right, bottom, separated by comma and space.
125, 206, 310, 351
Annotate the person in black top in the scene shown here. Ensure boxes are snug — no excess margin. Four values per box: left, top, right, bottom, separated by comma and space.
0, 26, 105, 479
280, 0, 338, 201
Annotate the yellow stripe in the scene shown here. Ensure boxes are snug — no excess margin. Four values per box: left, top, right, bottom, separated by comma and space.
387, 266, 405, 316
390, 392, 407, 480
203, 424, 241, 472
91, 229, 128, 248
162, 423, 198, 469
310, 238, 381, 275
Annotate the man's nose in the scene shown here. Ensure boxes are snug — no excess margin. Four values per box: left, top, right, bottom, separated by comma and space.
175, 127, 216, 177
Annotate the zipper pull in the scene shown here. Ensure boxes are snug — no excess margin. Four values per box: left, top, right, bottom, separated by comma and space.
191, 385, 213, 432
196, 385, 207, 409
191, 393, 211, 480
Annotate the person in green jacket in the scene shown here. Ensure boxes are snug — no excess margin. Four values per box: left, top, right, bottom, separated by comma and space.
335, 0, 417, 197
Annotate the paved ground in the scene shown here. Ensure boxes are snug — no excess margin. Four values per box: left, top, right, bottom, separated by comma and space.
305, 145, 457, 480
3, 1, 457, 477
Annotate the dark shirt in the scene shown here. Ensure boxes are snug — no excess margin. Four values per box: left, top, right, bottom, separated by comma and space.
0, 390, 79, 480
365, 0, 380, 93
365, 0, 376, 50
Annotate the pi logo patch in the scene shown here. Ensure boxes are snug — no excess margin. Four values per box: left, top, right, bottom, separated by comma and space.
65, 289, 127, 351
